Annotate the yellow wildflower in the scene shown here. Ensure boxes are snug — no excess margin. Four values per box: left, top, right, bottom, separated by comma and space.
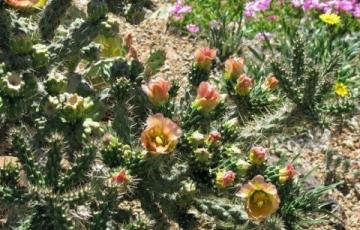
319, 13, 341, 25
334, 82, 349, 97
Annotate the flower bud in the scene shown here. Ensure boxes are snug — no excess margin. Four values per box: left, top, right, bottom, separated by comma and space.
141, 77, 171, 107
180, 180, 197, 195
215, 170, 236, 188
248, 146, 268, 165
32, 44, 49, 68
194, 148, 211, 162
207, 131, 221, 145
187, 131, 205, 147
194, 47, 216, 72
102, 133, 116, 146
10, 33, 33, 55
192, 81, 221, 114
235, 74, 252, 96
279, 164, 296, 184
236, 159, 251, 174
112, 169, 130, 186
224, 57, 244, 81
263, 74, 279, 90
45, 72, 67, 95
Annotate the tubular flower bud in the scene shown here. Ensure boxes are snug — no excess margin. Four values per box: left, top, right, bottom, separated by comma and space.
141, 77, 171, 107
187, 131, 205, 147
192, 81, 220, 114
194, 148, 211, 162
236, 175, 280, 220
141, 113, 182, 156
263, 74, 279, 90
215, 170, 236, 188
235, 74, 252, 96
236, 159, 251, 174
112, 169, 130, 186
224, 57, 244, 81
279, 164, 296, 184
207, 131, 221, 145
194, 47, 216, 71
248, 146, 268, 165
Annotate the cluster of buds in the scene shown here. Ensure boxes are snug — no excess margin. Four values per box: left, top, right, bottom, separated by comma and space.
141, 113, 182, 156
187, 130, 221, 162
236, 175, 280, 220
248, 146, 268, 165
192, 81, 221, 115
215, 170, 236, 188
141, 77, 171, 107
82, 118, 103, 138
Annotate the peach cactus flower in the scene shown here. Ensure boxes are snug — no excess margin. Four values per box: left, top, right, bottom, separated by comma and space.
236, 175, 280, 220
249, 146, 268, 165
194, 47, 217, 71
263, 74, 279, 90
279, 164, 296, 184
224, 57, 244, 81
236, 74, 253, 96
142, 77, 171, 106
5, 0, 46, 8
141, 113, 182, 156
192, 81, 221, 114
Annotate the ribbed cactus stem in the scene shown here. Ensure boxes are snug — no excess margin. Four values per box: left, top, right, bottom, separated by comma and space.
0, 8, 11, 49
45, 134, 64, 191
48, 18, 105, 64
39, 0, 72, 41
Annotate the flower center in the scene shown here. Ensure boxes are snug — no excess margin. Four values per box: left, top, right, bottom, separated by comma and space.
252, 191, 268, 208
155, 136, 164, 146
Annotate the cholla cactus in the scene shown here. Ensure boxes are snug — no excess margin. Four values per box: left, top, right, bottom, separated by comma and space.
0, 0, 348, 229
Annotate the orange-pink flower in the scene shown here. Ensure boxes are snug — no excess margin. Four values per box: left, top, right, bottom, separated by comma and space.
236, 175, 280, 220
224, 57, 244, 81
192, 81, 221, 114
4, 0, 44, 8
141, 113, 182, 156
194, 47, 217, 71
112, 169, 129, 185
216, 170, 236, 188
141, 77, 171, 106
249, 146, 268, 165
263, 74, 279, 90
236, 74, 253, 96
279, 164, 296, 184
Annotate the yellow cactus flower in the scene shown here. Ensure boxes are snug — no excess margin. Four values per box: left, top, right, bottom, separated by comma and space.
236, 175, 280, 221
141, 113, 182, 156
